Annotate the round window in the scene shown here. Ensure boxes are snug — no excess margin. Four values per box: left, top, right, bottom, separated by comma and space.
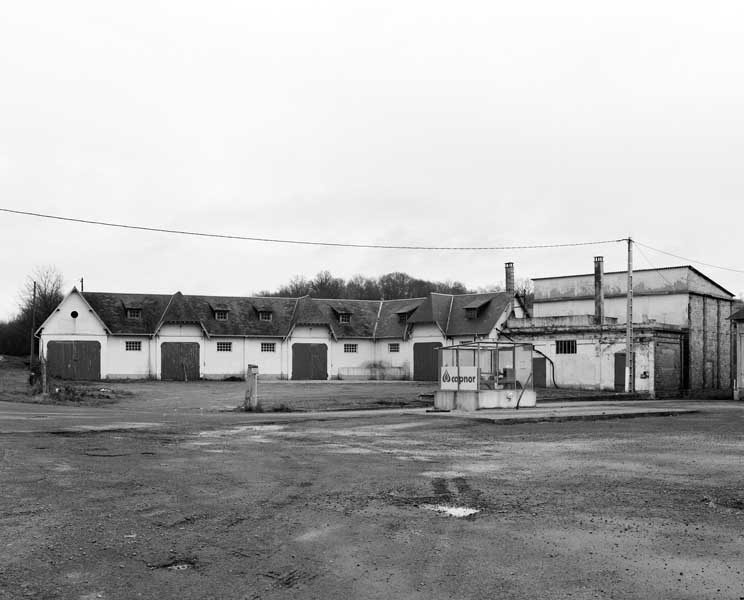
70, 311, 79, 319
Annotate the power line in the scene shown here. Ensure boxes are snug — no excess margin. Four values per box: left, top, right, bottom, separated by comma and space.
0, 207, 627, 251
635, 243, 675, 287
635, 240, 744, 275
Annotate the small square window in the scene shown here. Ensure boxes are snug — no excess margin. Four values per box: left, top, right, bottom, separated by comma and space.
259, 311, 272, 322
215, 310, 229, 321
126, 308, 142, 320
465, 307, 478, 320
339, 313, 351, 324
388, 343, 400, 353
261, 342, 276, 353
556, 340, 577, 354
344, 343, 358, 353
398, 313, 407, 324
217, 342, 232, 352
125, 341, 141, 351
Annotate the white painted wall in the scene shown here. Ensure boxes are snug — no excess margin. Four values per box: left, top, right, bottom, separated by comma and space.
199, 337, 287, 379
106, 337, 152, 378
532, 337, 654, 393
329, 339, 376, 378
373, 339, 413, 376
409, 323, 445, 343
39, 292, 113, 376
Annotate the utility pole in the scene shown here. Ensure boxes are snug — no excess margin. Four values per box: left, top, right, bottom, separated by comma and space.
29, 281, 37, 373
626, 237, 634, 393
80, 277, 84, 292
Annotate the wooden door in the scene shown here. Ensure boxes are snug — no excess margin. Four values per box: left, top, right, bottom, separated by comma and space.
291, 343, 328, 380
161, 342, 200, 381
413, 342, 441, 381
532, 356, 547, 388
47, 341, 101, 380
614, 352, 626, 391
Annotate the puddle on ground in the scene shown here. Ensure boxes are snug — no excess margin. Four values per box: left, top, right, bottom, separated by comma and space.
421, 504, 480, 518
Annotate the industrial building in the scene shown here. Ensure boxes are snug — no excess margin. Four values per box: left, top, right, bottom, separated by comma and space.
37, 258, 735, 397
504, 257, 734, 397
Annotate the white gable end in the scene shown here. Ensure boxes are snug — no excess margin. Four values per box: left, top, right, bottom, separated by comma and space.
41, 292, 108, 336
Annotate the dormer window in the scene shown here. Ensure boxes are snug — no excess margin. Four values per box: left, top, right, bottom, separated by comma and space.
398, 313, 407, 324
215, 310, 229, 321
127, 308, 142, 320
259, 310, 272, 322
465, 307, 478, 320
339, 313, 351, 324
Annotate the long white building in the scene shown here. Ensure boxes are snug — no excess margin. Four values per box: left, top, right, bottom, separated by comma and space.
37, 277, 526, 382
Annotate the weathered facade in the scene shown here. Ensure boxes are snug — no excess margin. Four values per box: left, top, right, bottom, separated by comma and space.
728, 307, 744, 400
506, 261, 734, 397
37, 273, 526, 381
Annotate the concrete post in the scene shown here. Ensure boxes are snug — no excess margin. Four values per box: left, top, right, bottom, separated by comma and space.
244, 364, 259, 411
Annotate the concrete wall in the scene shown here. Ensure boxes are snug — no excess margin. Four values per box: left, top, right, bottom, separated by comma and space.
688, 296, 732, 392
528, 333, 655, 393
533, 267, 730, 301
735, 325, 744, 399
533, 294, 690, 326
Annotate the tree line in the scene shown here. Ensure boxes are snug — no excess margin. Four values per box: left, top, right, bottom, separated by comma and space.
0, 266, 63, 357
256, 270, 534, 303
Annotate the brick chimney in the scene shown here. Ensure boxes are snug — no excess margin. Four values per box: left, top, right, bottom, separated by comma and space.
505, 262, 515, 296
594, 256, 605, 324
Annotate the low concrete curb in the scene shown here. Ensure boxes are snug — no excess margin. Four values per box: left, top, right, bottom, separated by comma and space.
426, 408, 699, 425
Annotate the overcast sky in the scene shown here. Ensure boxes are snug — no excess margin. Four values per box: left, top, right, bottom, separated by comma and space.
1, 1, 743, 319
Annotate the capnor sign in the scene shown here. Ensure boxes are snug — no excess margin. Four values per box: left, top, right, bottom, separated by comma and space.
440, 366, 478, 391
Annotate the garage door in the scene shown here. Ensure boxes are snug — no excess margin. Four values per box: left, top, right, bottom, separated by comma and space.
47, 341, 101, 380
413, 342, 441, 381
161, 342, 200, 381
292, 343, 327, 380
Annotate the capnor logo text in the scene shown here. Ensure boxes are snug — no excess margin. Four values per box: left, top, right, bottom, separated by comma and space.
441, 370, 476, 384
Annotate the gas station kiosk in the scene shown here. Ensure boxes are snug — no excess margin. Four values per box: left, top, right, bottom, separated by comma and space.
433, 341, 537, 411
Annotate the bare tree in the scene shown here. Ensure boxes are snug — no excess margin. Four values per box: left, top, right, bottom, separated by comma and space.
19, 265, 64, 318
0, 266, 65, 356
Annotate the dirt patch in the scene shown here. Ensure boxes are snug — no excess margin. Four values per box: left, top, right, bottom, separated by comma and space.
1, 402, 744, 599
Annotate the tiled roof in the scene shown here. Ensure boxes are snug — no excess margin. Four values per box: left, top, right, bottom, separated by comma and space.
83, 292, 171, 335
186, 295, 298, 337
445, 292, 512, 336
730, 308, 744, 321
74, 290, 514, 339
375, 298, 425, 338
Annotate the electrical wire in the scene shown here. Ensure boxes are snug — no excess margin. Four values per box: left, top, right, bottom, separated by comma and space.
635, 243, 676, 287
635, 240, 744, 274
0, 207, 627, 251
